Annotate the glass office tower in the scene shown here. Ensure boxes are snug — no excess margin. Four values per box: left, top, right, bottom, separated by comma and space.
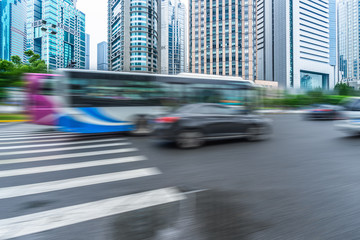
189, 0, 257, 80
26, 0, 86, 69
85, 33, 90, 69
0, 0, 27, 61
161, 0, 186, 75
338, 0, 360, 81
108, 0, 161, 72
257, 0, 337, 89
97, 41, 108, 71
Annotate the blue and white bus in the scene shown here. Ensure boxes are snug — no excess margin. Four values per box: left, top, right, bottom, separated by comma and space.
54, 69, 256, 134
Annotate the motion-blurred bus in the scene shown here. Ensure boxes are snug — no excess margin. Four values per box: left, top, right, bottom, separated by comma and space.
25, 73, 60, 126
26, 70, 257, 133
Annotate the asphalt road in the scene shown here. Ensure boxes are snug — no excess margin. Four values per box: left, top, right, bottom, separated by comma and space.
1, 115, 360, 239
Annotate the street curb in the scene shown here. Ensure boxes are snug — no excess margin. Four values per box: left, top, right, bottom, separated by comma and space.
0, 120, 29, 123
256, 111, 305, 115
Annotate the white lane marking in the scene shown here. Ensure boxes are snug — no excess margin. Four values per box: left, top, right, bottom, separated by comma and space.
0, 156, 147, 178
0, 131, 33, 134
0, 168, 161, 200
1, 132, 70, 138
0, 142, 131, 156
0, 188, 185, 239
0, 148, 138, 165
0, 134, 80, 141
0, 136, 126, 146
0, 138, 125, 150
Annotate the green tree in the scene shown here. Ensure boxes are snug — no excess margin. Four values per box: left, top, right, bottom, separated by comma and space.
10, 56, 22, 65
334, 82, 354, 96
0, 51, 48, 101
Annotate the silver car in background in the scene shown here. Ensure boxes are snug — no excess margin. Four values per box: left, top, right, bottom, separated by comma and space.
335, 97, 360, 135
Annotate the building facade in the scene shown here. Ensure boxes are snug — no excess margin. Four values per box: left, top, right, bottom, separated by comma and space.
160, 0, 186, 75
0, 0, 27, 61
338, 0, 360, 82
26, 0, 86, 69
189, 0, 257, 79
108, 0, 161, 73
97, 41, 108, 70
257, 0, 337, 89
85, 33, 90, 69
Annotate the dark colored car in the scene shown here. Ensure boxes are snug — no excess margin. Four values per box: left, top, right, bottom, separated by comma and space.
153, 103, 272, 148
304, 104, 343, 120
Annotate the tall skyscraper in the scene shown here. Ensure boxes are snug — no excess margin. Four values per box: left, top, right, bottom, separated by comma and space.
108, 0, 161, 73
338, 0, 360, 81
85, 33, 90, 69
0, 0, 27, 61
97, 41, 108, 71
161, 0, 186, 75
257, 0, 337, 89
26, 0, 86, 69
189, 0, 257, 79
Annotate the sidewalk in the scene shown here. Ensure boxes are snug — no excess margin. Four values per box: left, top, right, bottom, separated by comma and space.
256, 109, 305, 114
0, 105, 28, 123
0, 105, 23, 114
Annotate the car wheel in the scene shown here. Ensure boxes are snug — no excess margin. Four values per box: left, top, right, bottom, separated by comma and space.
245, 125, 262, 141
176, 130, 204, 149
131, 116, 153, 136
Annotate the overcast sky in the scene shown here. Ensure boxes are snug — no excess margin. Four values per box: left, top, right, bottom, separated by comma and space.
77, 0, 108, 70
76, 0, 188, 70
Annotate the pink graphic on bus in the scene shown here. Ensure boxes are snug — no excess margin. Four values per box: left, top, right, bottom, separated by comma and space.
25, 73, 60, 126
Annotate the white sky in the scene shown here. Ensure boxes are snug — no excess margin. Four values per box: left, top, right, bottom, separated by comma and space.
77, 0, 108, 70
76, 0, 189, 70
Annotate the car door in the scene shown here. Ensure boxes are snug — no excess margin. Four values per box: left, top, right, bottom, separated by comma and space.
198, 105, 241, 137
349, 100, 360, 120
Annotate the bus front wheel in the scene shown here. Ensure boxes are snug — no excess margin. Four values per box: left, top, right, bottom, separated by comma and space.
130, 115, 153, 136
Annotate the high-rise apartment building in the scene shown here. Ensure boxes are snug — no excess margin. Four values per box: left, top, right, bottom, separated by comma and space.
189, 0, 257, 79
26, 0, 86, 69
160, 0, 186, 75
97, 41, 108, 71
85, 33, 90, 69
338, 0, 360, 82
108, 0, 161, 73
257, 0, 337, 89
0, 0, 27, 61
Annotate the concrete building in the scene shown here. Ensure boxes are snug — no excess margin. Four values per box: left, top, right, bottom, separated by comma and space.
97, 41, 108, 71
0, 0, 27, 61
160, 0, 186, 75
108, 0, 161, 73
257, 0, 337, 89
189, 0, 257, 79
85, 33, 90, 69
26, 0, 86, 69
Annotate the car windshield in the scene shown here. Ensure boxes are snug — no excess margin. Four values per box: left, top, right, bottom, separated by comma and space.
174, 105, 199, 113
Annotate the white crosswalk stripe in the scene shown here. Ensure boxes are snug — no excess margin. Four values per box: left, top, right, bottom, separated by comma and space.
0, 148, 138, 165
0, 128, 183, 239
0, 142, 131, 156
0, 133, 82, 141
0, 135, 125, 145
0, 138, 125, 150
0, 132, 73, 138
0, 156, 147, 178
0, 188, 185, 239
0, 168, 161, 200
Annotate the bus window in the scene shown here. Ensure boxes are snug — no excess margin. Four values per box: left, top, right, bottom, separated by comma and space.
40, 77, 54, 96
68, 77, 164, 107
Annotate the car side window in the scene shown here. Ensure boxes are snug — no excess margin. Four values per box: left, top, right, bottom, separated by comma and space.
352, 100, 360, 111
198, 106, 217, 114
213, 106, 236, 115
198, 105, 236, 115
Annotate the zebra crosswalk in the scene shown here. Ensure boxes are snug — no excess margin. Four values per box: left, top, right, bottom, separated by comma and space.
0, 125, 185, 239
